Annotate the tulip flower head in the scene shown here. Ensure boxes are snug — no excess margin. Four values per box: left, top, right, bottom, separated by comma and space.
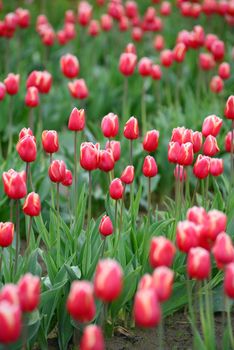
68, 108, 85, 131
2, 169, 27, 200
0, 222, 14, 247
18, 273, 40, 312
23, 192, 41, 217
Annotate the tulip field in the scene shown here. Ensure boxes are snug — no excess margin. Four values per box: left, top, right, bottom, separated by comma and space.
1, 0, 234, 349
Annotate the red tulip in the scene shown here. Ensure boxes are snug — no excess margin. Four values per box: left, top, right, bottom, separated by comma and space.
40, 71, 52, 94
192, 131, 203, 153
133, 289, 161, 327
225, 131, 234, 152
168, 141, 180, 163
4, 73, 20, 95
68, 108, 85, 131
193, 155, 210, 179
80, 325, 105, 350
0, 222, 14, 247
78, 1, 92, 26
101, 113, 119, 138
202, 115, 222, 137
60, 54, 79, 79
225, 95, 234, 120
99, 215, 113, 237
42, 130, 59, 154
132, 26, 143, 42
119, 52, 137, 76
154, 35, 164, 51
124, 117, 139, 140
105, 141, 121, 162
176, 220, 199, 253
171, 127, 186, 144
16, 135, 37, 163
25, 87, 39, 108
160, 49, 173, 67
203, 135, 220, 156
152, 267, 174, 302
125, 43, 136, 55
0, 284, 19, 305
138, 57, 152, 77
19, 128, 33, 139
18, 273, 40, 312
88, 20, 100, 36
68, 79, 89, 99
173, 43, 186, 63
99, 149, 115, 172
80, 142, 99, 171
2, 169, 27, 200
160, 1, 171, 15
218, 62, 230, 80
125, 1, 138, 18
212, 232, 234, 266
149, 236, 176, 268
65, 10, 76, 24
0, 301, 22, 344
62, 169, 73, 187
151, 64, 162, 80
0, 82, 6, 101
109, 178, 124, 200
209, 158, 223, 176
174, 165, 186, 182
205, 33, 218, 51
224, 263, 234, 298
199, 53, 215, 71
187, 247, 211, 279
57, 30, 68, 45
143, 130, 159, 152
67, 281, 96, 322
23, 192, 41, 217
187, 206, 209, 225
94, 259, 123, 302
100, 14, 113, 31
142, 156, 158, 177
120, 165, 134, 184
48, 160, 66, 183
210, 76, 223, 94
138, 274, 154, 291
207, 210, 227, 241
178, 142, 194, 166
15, 8, 30, 28
211, 39, 225, 61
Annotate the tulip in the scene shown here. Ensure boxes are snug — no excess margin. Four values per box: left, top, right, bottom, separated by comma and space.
211, 39, 225, 61
174, 165, 186, 182
105, 140, 120, 162
48, 160, 66, 183
154, 35, 164, 51
176, 220, 199, 253
99, 149, 115, 172
193, 155, 210, 179
178, 142, 194, 166
40, 71, 52, 94
88, 20, 100, 36
120, 165, 134, 184
109, 178, 124, 200
25, 87, 39, 108
60, 54, 79, 79
143, 130, 159, 152
125, 43, 136, 55
19, 127, 33, 139
78, 1, 92, 26
124, 117, 139, 164
171, 127, 186, 144
57, 30, 67, 45
152, 267, 174, 302
23, 192, 41, 217
16, 135, 37, 163
80, 142, 99, 171
99, 215, 113, 237
125, 1, 138, 18
212, 232, 234, 266
187, 247, 211, 279
133, 289, 161, 327
168, 141, 180, 163
203, 135, 219, 156
0, 284, 20, 306
202, 115, 223, 137
62, 169, 73, 187
160, 49, 173, 67
142, 156, 158, 177
224, 263, 234, 298
225, 96, 234, 120
173, 43, 186, 63
100, 14, 113, 31
187, 206, 209, 225
151, 64, 162, 81
119, 52, 137, 76
210, 76, 223, 94
0, 82, 6, 101
225, 131, 234, 152
209, 158, 223, 176
199, 53, 215, 71
149, 236, 176, 268
0, 301, 22, 344
218, 62, 230, 80
2, 169, 27, 200
94, 259, 123, 302
4, 73, 20, 95
42, 130, 59, 156
207, 210, 227, 241
101, 113, 119, 138
132, 27, 143, 42
0, 222, 14, 248
68, 79, 89, 99
138, 57, 152, 77
67, 281, 96, 322
160, 1, 171, 15
80, 325, 105, 350
138, 274, 154, 291
15, 8, 30, 28
18, 273, 40, 312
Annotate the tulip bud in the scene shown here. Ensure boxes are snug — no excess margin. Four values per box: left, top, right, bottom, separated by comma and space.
67, 281, 96, 322
142, 156, 158, 177
154, 35, 164, 51
101, 113, 119, 138
225, 96, 234, 120
48, 160, 66, 183
2, 169, 27, 200
68, 79, 89, 99
193, 154, 210, 179
0, 301, 22, 344
99, 215, 113, 237
210, 76, 223, 94
211, 39, 225, 61
203, 135, 220, 156
160, 1, 171, 15
160, 49, 173, 67
80, 325, 105, 350
94, 259, 123, 302
174, 165, 186, 182
176, 221, 199, 253
40, 71, 52, 94
120, 165, 134, 184
218, 62, 230, 80
15, 8, 30, 28
199, 53, 215, 71
88, 19, 100, 36
25, 87, 39, 108
225, 131, 234, 152
192, 131, 203, 153
100, 14, 113, 31
60, 53, 80, 78
209, 158, 223, 176
0, 284, 19, 306
0, 82, 6, 101
224, 263, 234, 298
212, 232, 234, 266
132, 26, 143, 42
187, 247, 211, 280
99, 149, 115, 172
125, 1, 138, 18
207, 210, 227, 241
62, 169, 73, 187
168, 141, 180, 163
138, 57, 152, 77
109, 178, 124, 200
151, 64, 162, 80
4, 73, 20, 95
202, 115, 222, 137
78, 1, 92, 26
149, 236, 176, 268
171, 127, 185, 144
23, 192, 41, 217
143, 130, 159, 152
187, 206, 208, 225
68, 108, 85, 131
173, 43, 186, 63
18, 273, 40, 312
125, 43, 136, 55
152, 267, 174, 302
42, 130, 59, 154
0, 222, 14, 247
105, 141, 121, 162
133, 289, 161, 327
16, 135, 37, 163
80, 142, 99, 171
124, 117, 139, 140
119, 53, 137, 76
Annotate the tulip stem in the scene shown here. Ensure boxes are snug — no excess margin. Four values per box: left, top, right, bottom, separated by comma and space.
100, 238, 106, 259
192, 179, 199, 205
14, 200, 20, 275
56, 183, 60, 267
226, 295, 234, 349
141, 80, 147, 136
122, 77, 128, 124
158, 319, 164, 350
186, 278, 196, 331
148, 177, 151, 225
7, 95, 14, 158
26, 216, 33, 251
119, 185, 125, 235
74, 131, 78, 212
130, 140, 133, 165
230, 121, 234, 187
88, 171, 92, 225
10, 199, 13, 222
0, 248, 3, 281
113, 200, 119, 256
28, 108, 34, 132
25, 163, 30, 188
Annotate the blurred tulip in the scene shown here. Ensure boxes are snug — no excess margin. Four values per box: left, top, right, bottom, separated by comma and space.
134, 289, 161, 327
225, 95, 234, 119
193, 155, 210, 179
152, 267, 174, 302
142, 156, 158, 177
78, 1, 92, 26
218, 62, 230, 80
68, 108, 85, 131
0, 82, 6, 101
120, 165, 134, 184
4, 73, 20, 95
199, 53, 215, 71
192, 131, 203, 153
224, 263, 234, 298
19, 128, 33, 139
160, 1, 171, 15
176, 220, 199, 253
60, 54, 79, 79
151, 64, 162, 80
125, 1, 138, 18
173, 43, 186, 63
18, 273, 40, 312
0, 222, 14, 247
187, 247, 211, 279
124, 116, 139, 139
16, 135, 37, 163
203, 135, 220, 156
23, 192, 41, 217
149, 236, 176, 268
138, 274, 154, 291
0, 301, 21, 344
42, 130, 59, 154
178, 142, 194, 166
225, 131, 234, 152
15, 8, 30, 28
119, 52, 137, 76
207, 210, 227, 241
210, 158, 223, 176
80, 325, 105, 350
154, 35, 164, 51
109, 178, 124, 200
48, 160, 66, 183
101, 113, 119, 138
125, 43, 136, 55
62, 169, 73, 187
132, 26, 143, 42
68, 79, 89, 99
213, 232, 234, 266
211, 40, 225, 61
202, 115, 222, 137
160, 49, 173, 67
100, 14, 113, 31
25, 87, 39, 108
210, 76, 224, 94
2, 169, 26, 200
80, 142, 99, 171
138, 57, 152, 77
99, 215, 113, 237
88, 20, 100, 36
174, 165, 186, 182
168, 141, 180, 163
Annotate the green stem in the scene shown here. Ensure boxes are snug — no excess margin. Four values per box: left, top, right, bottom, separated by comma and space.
230, 121, 234, 187
148, 177, 151, 225
158, 318, 164, 350
28, 108, 34, 132
26, 217, 33, 251
7, 95, 14, 158
141, 79, 147, 135
226, 295, 234, 349
122, 77, 129, 125
0, 247, 3, 281
25, 163, 30, 189
119, 186, 125, 235
14, 200, 20, 275
74, 131, 78, 212
56, 183, 60, 267
88, 171, 92, 225
192, 179, 199, 205
113, 200, 119, 256
130, 139, 133, 165
100, 238, 106, 259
